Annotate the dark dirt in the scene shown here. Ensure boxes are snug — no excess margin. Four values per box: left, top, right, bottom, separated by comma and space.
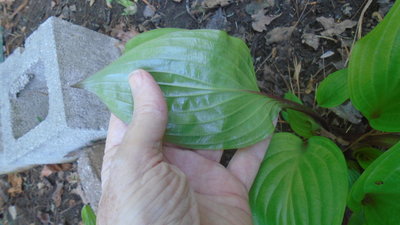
0, 0, 395, 224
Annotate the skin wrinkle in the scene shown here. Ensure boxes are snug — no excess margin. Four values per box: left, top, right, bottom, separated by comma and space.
199, 193, 252, 218
197, 196, 250, 225
142, 174, 182, 221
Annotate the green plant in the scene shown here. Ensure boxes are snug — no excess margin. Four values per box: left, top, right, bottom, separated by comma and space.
81, 205, 96, 225
106, 0, 138, 15
78, 1, 400, 224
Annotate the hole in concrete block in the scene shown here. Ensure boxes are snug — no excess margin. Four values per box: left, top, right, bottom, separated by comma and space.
9, 61, 49, 139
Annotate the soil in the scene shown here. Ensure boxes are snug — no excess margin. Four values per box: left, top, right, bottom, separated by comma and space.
0, 0, 395, 224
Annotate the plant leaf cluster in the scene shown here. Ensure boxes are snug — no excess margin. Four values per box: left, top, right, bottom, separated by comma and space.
79, 1, 400, 224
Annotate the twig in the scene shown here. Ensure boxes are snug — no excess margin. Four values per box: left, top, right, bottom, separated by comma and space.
185, 0, 198, 22
273, 63, 291, 92
10, 0, 29, 19
294, 0, 310, 27
357, 0, 373, 40
255, 51, 273, 73
315, 35, 337, 42
344, 129, 376, 151
345, 0, 373, 65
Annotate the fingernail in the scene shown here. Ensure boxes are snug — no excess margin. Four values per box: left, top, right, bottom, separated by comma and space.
129, 69, 145, 89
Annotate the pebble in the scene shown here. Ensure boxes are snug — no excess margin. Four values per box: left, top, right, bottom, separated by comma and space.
8, 205, 17, 220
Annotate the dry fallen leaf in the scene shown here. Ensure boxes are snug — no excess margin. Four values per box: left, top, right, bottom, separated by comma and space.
40, 163, 73, 178
302, 33, 320, 50
7, 173, 23, 197
317, 17, 357, 37
331, 102, 362, 124
251, 10, 281, 32
266, 26, 295, 44
110, 22, 139, 46
52, 181, 64, 207
305, 77, 315, 94
202, 0, 231, 8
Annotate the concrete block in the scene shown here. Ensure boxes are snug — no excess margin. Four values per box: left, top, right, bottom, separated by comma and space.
0, 17, 121, 174
77, 142, 104, 212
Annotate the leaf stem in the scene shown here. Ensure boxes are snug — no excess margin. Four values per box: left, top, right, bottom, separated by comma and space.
249, 91, 330, 131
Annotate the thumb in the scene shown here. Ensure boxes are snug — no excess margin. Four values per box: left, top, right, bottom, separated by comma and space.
118, 69, 168, 168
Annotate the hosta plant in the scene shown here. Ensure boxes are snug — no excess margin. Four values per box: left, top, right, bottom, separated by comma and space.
79, 1, 400, 224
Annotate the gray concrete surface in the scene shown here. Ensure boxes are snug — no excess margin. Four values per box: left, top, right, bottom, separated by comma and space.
0, 17, 121, 174
77, 142, 105, 212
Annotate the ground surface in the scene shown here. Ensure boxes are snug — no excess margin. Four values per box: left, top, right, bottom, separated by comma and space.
0, 0, 395, 224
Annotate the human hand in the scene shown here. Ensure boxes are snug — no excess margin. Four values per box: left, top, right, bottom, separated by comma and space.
97, 69, 272, 225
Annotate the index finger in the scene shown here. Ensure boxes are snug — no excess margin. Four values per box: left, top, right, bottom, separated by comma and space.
227, 136, 272, 190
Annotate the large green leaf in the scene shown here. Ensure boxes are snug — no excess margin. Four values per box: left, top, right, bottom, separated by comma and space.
80, 29, 281, 149
316, 69, 349, 108
124, 28, 183, 52
282, 92, 320, 138
348, 1, 400, 131
348, 141, 400, 225
250, 133, 348, 225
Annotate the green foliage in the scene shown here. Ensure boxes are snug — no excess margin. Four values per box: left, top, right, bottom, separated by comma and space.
250, 133, 348, 225
282, 92, 320, 138
348, 1, 400, 132
78, 1, 400, 224
348, 210, 366, 225
348, 160, 361, 189
348, 142, 400, 225
81, 205, 96, 225
316, 69, 349, 108
352, 147, 383, 170
124, 28, 184, 53
80, 29, 281, 149
106, 0, 138, 15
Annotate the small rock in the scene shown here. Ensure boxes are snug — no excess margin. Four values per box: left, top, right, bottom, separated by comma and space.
320, 50, 335, 59
143, 5, 155, 18
8, 205, 17, 220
